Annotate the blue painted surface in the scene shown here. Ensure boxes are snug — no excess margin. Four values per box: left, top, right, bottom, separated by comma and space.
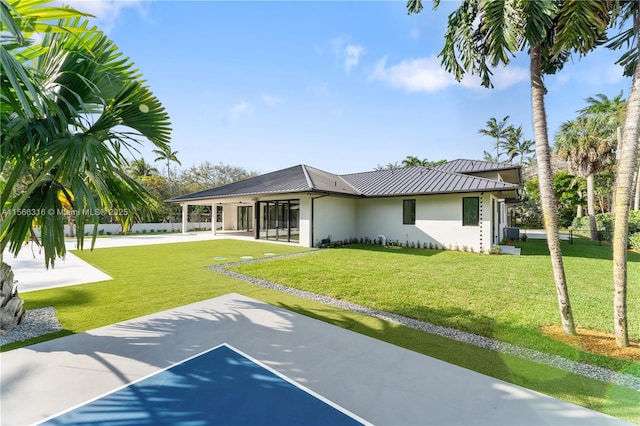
43, 345, 364, 425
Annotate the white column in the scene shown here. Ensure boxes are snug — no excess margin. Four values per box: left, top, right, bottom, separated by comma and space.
212, 203, 216, 235
182, 204, 188, 234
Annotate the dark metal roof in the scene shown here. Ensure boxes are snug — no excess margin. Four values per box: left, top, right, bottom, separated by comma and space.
340, 166, 519, 197
433, 159, 518, 174
168, 165, 359, 202
170, 162, 521, 203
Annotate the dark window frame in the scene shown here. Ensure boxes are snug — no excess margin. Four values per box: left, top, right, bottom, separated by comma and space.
403, 199, 416, 225
462, 197, 480, 226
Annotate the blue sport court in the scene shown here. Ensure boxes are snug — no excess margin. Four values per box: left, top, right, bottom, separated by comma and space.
40, 344, 369, 425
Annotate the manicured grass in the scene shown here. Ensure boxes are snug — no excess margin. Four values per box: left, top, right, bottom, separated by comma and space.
4, 237, 640, 423
232, 237, 639, 374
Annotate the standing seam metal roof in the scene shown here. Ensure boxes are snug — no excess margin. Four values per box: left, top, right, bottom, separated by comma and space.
169, 162, 520, 202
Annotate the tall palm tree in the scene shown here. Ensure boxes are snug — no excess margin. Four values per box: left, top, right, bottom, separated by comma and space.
408, 0, 614, 335
1, 0, 172, 333
478, 116, 514, 162
607, 1, 639, 347
555, 114, 617, 240
153, 146, 181, 196
503, 125, 535, 164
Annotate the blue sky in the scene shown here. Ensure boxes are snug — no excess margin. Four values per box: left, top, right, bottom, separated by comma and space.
67, 0, 632, 175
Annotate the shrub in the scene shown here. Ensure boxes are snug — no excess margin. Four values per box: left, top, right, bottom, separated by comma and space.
571, 212, 640, 242
630, 232, 640, 251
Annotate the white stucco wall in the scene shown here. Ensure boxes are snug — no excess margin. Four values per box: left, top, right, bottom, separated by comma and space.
355, 193, 496, 253
298, 196, 311, 247
312, 196, 357, 246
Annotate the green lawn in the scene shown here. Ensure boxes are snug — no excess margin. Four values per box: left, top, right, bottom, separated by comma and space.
5, 237, 640, 423
231, 237, 640, 374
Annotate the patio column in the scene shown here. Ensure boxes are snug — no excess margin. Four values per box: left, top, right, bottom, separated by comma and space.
181, 203, 188, 234
212, 203, 216, 235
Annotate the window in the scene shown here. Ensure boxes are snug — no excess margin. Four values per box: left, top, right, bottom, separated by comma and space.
463, 197, 479, 226
403, 199, 416, 225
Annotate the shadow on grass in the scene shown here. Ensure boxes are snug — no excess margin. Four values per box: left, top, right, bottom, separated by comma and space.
517, 237, 640, 262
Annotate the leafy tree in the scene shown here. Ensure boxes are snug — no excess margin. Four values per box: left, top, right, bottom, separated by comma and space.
176, 162, 257, 194
525, 172, 583, 228
478, 116, 515, 162
407, 0, 614, 335
0, 0, 171, 332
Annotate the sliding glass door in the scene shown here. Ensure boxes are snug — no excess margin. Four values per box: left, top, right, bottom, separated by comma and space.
237, 206, 253, 231
257, 200, 299, 243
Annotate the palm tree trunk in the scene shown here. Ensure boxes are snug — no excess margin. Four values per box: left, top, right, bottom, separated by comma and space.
0, 253, 26, 334
634, 162, 640, 211
587, 174, 598, 240
530, 45, 576, 335
612, 31, 640, 347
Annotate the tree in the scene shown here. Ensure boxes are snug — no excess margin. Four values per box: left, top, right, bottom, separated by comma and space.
153, 145, 181, 197
555, 114, 617, 240
128, 158, 159, 178
478, 116, 515, 162
503, 126, 535, 165
607, 1, 639, 347
176, 162, 257, 194
408, 0, 614, 335
400, 156, 447, 167
1, 0, 172, 332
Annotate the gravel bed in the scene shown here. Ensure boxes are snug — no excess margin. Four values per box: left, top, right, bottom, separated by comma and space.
211, 253, 640, 392
0, 306, 62, 346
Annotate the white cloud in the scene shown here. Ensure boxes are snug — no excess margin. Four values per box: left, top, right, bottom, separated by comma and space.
344, 44, 364, 73
369, 55, 527, 93
261, 94, 283, 107
58, 0, 149, 33
369, 55, 453, 92
228, 102, 251, 124
330, 36, 365, 74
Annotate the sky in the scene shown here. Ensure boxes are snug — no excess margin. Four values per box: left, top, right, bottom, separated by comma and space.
63, 0, 633, 175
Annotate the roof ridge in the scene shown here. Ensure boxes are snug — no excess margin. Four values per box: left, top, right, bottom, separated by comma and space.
300, 164, 315, 190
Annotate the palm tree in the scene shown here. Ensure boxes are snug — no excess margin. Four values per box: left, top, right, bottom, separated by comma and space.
478, 116, 514, 162
408, 0, 614, 335
482, 150, 497, 162
129, 158, 159, 178
607, 2, 639, 348
1, 0, 172, 333
555, 114, 617, 240
503, 126, 535, 165
402, 156, 424, 167
153, 146, 181, 195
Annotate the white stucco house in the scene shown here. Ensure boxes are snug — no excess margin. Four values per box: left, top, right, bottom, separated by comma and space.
169, 159, 522, 253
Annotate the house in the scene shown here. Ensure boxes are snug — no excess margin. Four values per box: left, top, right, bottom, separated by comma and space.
168, 159, 522, 253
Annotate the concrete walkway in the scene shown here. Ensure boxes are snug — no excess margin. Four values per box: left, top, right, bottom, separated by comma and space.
1, 293, 631, 426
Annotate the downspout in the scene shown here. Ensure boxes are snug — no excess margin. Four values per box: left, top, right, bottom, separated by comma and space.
310, 193, 329, 247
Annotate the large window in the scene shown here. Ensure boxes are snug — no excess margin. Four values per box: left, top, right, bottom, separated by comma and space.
257, 200, 299, 242
463, 197, 479, 226
403, 199, 416, 225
